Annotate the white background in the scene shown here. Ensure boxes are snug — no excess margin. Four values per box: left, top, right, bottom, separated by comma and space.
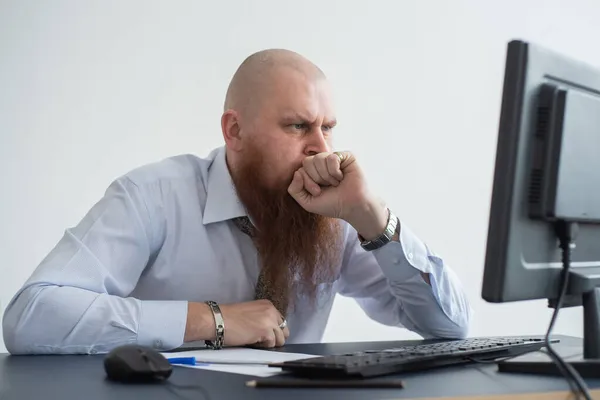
1, 0, 599, 352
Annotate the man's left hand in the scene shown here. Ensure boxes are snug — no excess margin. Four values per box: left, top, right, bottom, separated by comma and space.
287, 151, 389, 241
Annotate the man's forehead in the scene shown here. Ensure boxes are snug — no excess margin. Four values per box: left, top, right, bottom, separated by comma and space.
272, 80, 335, 117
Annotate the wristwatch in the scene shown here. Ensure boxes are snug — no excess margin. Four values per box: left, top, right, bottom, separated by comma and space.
359, 208, 399, 251
204, 301, 225, 349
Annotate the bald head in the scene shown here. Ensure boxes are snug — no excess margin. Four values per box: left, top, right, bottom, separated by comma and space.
224, 49, 326, 116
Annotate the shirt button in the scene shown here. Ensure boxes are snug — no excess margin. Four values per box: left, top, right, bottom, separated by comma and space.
407, 252, 413, 260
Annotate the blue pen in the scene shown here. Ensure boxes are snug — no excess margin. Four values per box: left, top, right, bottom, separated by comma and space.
166, 356, 269, 366
167, 357, 210, 366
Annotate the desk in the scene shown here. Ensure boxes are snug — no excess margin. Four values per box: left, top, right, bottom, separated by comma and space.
1, 336, 599, 400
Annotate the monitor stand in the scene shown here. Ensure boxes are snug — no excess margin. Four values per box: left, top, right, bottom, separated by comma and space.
498, 287, 600, 378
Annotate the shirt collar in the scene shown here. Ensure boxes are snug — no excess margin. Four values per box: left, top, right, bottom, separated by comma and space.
202, 146, 248, 225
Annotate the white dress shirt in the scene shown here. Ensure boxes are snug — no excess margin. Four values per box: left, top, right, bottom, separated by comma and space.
2, 146, 472, 354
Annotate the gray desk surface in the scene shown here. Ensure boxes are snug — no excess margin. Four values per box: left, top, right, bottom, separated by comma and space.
1, 335, 599, 400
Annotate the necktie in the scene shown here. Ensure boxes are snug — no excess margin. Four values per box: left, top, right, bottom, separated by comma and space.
232, 217, 288, 317
233, 216, 255, 238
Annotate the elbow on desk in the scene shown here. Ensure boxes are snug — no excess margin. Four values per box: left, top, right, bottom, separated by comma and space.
419, 322, 470, 341
429, 293, 474, 340
434, 309, 472, 340
2, 319, 28, 355
2, 285, 61, 355
440, 321, 470, 340
415, 308, 472, 341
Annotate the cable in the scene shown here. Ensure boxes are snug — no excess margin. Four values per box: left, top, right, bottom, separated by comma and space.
469, 349, 581, 395
549, 220, 592, 400
468, 347, 581, 395
538, 349, 580, 396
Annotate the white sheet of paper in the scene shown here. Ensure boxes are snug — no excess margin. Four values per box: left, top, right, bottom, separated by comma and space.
176, 363, 286, 377
161, 348, 317, 377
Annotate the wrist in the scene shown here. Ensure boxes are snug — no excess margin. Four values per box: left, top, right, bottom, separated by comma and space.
346, 197, 389, 241
184, 302, 215, 342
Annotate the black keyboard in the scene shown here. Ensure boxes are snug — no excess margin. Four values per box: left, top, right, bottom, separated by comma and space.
271, 336, 553, 379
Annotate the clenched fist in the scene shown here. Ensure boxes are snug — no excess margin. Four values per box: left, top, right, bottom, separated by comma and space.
288, 151, 389, 241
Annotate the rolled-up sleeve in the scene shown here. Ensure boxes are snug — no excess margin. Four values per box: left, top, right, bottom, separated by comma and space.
335, 220, 472, 339
2, 177, 187, 354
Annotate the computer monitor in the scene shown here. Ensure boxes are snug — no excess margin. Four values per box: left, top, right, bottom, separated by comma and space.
482, 39, 600, 376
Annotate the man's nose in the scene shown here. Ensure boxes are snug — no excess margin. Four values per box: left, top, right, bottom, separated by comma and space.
305, 128, 330, 156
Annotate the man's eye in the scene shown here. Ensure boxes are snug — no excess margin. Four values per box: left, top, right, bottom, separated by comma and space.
292, 124, 305, 130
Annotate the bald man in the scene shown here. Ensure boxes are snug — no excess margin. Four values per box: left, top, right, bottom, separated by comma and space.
3, 49, 472, 355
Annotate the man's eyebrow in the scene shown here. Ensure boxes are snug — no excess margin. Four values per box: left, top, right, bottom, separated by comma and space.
281, 112, 311, 122
280, 113, 337, 126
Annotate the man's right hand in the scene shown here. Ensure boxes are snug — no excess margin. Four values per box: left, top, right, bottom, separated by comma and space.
185, 299, 290, 348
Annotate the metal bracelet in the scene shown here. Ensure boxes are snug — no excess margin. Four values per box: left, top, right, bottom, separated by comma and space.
204, 300, 225, 350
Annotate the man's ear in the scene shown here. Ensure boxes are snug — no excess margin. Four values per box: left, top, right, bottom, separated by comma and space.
221, 109, 243, 151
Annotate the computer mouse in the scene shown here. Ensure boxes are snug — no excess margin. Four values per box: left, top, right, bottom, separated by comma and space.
104, 344, 173, 383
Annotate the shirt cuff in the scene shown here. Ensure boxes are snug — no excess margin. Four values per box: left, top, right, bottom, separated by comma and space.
372, 221, 446, 309
372, 220, 432, 280
137, 300, 188, 350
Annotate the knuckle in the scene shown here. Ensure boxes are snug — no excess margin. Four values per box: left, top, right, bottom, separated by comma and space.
264, 334, 275, 345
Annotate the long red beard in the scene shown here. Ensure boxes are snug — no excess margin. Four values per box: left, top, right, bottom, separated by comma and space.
229, 146, 343, 315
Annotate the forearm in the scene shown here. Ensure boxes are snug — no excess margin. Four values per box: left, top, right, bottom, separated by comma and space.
355, 207, 433, 287
371, 226, 472, 339
2, 284, 187, 354
347, 200, 431, 283
345, 198, 470, 336
384, 261, 470, 338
